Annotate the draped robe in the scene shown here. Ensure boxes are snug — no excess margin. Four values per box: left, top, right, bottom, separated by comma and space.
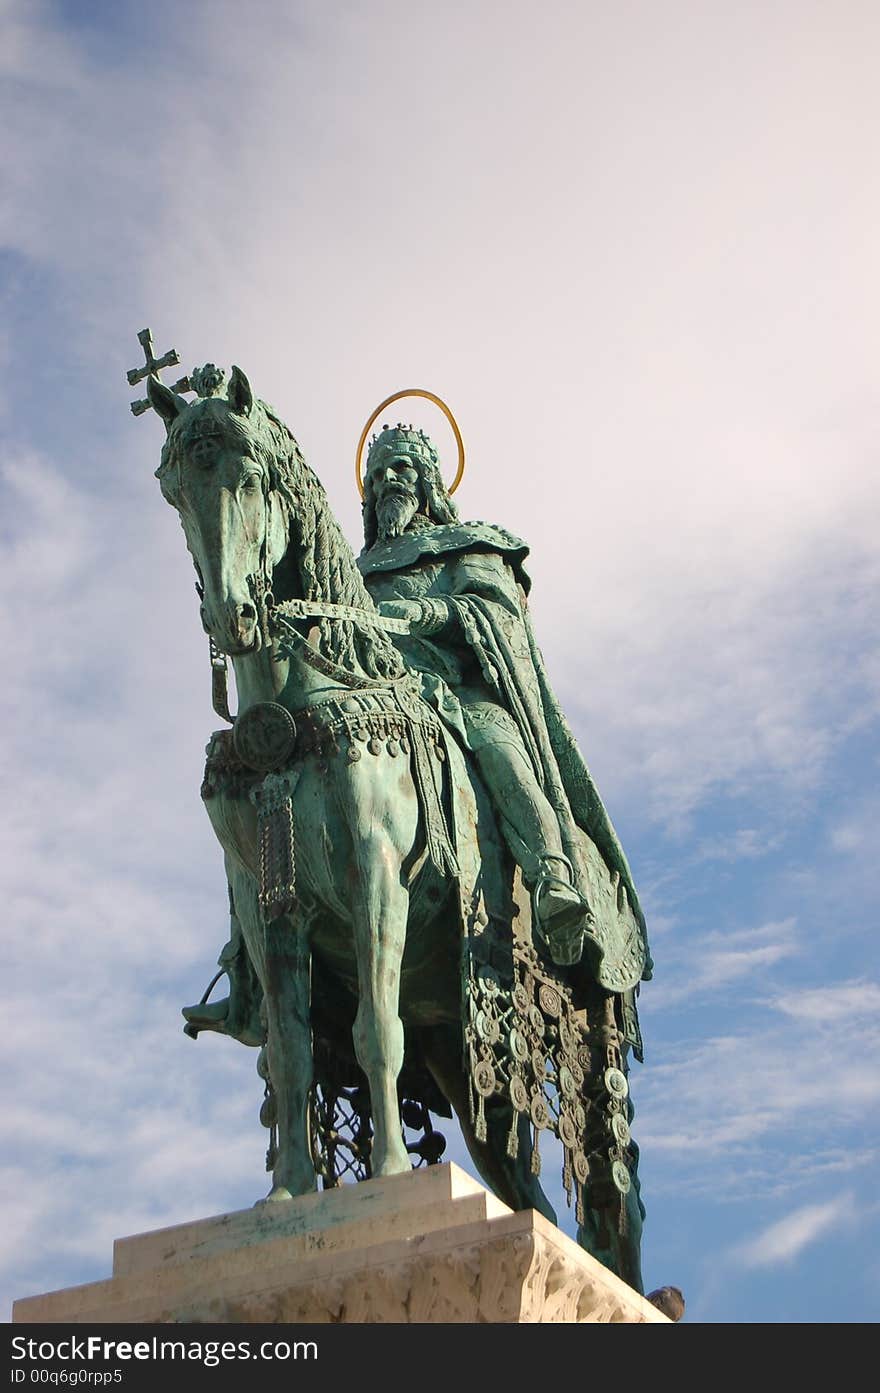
358, 522, 652, 1055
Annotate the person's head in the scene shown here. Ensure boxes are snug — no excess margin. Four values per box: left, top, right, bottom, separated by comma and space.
362, 423, 458, 549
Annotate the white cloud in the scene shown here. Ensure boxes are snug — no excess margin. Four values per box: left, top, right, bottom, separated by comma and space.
3, 0, 879, 840
831, 824, 869, 853
733, 1194, 855, 1269
764, 981, 880, 1025
695, 829, 783, 864
827, 792, 880, 857
636, 1004, 880, 1170
3, 0, 880, 1327
645, 919, 798, 1010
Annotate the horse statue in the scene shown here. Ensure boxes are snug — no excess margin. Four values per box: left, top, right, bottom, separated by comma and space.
146, 362, 647, 1291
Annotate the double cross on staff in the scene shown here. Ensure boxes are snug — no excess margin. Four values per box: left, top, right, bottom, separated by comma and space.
126, 327, 191, 415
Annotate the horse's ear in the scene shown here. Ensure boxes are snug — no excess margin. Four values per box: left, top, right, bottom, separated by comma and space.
228, 365, 254, 417
147, 374, 186, 431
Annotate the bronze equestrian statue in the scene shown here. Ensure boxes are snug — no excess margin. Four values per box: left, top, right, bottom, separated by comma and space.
141, 355, 652, 1292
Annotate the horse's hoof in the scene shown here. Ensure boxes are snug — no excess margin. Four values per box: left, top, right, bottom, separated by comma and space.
257, 1185, 294, 1205
373, 1156, 412, 1180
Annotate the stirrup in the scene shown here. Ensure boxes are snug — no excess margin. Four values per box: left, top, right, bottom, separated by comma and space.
532, 863, 590, 967
182, 968, 228, 1038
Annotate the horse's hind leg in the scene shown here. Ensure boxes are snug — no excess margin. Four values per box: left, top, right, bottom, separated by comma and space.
421, 1025, 558, 1224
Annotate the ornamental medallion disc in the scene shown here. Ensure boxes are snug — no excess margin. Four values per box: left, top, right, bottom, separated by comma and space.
233, 702, 297, 771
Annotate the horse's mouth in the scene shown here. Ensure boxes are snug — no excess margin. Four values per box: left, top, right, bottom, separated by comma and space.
219, 626, 262, 657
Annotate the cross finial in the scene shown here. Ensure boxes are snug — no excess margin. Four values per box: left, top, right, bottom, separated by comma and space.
127, 328, 191, 416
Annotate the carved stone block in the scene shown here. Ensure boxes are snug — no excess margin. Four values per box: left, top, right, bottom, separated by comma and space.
13, 1164, 667, 1324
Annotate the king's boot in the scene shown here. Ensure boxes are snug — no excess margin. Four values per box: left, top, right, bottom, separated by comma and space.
532, 854, 592, 966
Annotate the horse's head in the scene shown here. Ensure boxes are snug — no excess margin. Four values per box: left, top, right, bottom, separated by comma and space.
150, 367, 289, 656
151, 364, 406, 685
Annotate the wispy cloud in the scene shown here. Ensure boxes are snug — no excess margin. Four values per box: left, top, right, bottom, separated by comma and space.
695, 828, 784, 864
763, 980, 880, 1025
3, 0, 880, 1329
644, 918, 798, 1009
3, 0, 879, 848
557, 540, 880, 833
827, 793, 880, 857
636, 998, 880, 1177
733, 1194, 855, 1269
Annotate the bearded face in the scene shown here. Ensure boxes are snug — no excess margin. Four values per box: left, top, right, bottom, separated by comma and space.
376, 486, 419, 539
368, 450, 424, 540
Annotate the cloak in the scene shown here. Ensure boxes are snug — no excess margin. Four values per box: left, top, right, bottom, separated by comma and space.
359, 522, 653, 1023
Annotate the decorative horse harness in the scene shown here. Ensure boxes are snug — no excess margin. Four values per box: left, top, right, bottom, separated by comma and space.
202, 591, 457, 922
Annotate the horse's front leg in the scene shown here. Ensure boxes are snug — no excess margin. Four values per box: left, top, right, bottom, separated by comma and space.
352, 850, 412, 1178
339, 763, 414, 1175
263, 914, 316, 1199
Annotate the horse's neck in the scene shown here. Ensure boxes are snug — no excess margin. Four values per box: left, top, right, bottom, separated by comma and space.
230, 488, 384, 714
231, 639, 350, 715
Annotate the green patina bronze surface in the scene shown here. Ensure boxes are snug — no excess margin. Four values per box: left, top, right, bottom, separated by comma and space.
137, 341, 652, 1292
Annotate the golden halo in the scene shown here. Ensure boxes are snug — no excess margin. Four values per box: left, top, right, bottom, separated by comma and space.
356, 388, 465, 499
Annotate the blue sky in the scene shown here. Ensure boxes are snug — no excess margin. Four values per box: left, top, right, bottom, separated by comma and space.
3, 0, 879, 1323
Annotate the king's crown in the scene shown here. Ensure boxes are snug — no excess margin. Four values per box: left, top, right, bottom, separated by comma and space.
367, 422, 439, 468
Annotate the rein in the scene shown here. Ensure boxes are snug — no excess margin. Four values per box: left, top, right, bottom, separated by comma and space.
271, 597, 412, 634
207, 470, 413, 721
267, 600, 411, 692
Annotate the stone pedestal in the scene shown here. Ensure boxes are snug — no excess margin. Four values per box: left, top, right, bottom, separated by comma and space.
13, 1163, 666, 1324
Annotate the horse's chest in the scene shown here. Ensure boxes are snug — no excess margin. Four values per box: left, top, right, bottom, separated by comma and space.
203, 765, 346, 908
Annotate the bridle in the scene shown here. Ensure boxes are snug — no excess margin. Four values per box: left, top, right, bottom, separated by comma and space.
207, 469, 413, 722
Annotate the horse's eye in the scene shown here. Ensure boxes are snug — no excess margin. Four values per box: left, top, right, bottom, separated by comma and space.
243, 474, 261, 493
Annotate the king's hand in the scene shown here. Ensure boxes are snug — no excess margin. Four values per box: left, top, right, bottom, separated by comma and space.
378, 599, 420, 623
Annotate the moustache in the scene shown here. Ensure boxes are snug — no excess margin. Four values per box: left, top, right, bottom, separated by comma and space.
379, 482, 417, 500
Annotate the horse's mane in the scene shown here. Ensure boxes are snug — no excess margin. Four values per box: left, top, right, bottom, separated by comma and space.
157, 396, 405, 683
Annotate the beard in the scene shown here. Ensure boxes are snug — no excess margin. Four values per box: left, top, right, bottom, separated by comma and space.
376, 488, 419, 540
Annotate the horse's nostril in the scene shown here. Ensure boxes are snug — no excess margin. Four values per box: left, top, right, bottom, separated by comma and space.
239, 603, 256, 621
